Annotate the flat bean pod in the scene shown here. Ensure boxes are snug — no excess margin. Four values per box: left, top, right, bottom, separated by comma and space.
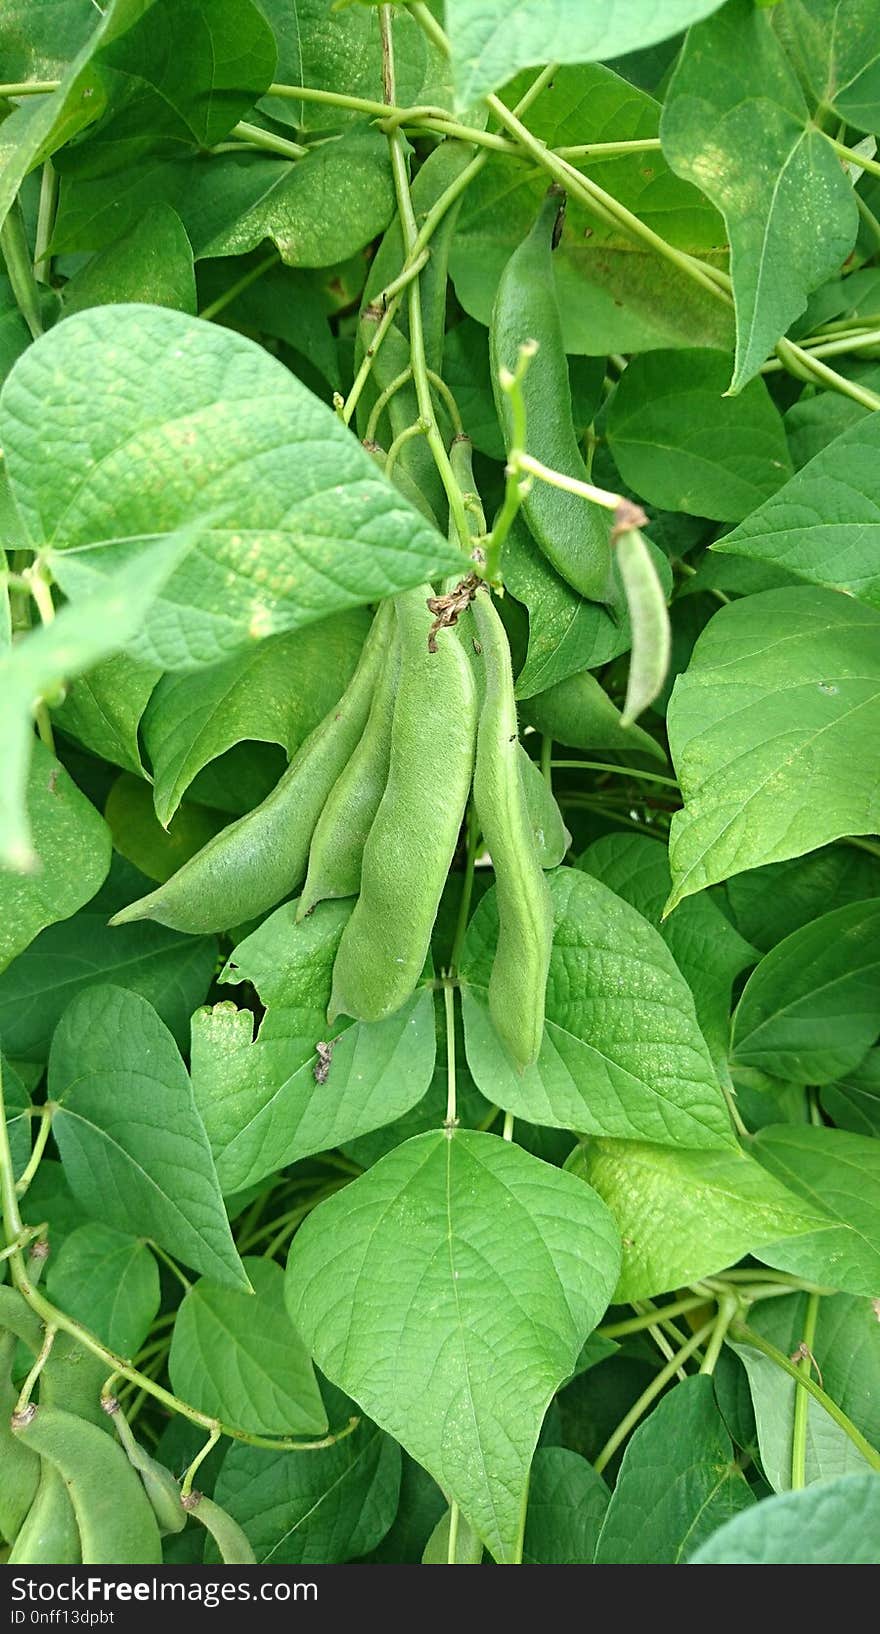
616, 525, 672, 726
0, 1331, 39, 1544
329, 588, 477, 1024
299, 603, 400, 917
12, 1404, 162, 1565
471, 591, 553, 1068
187, 1493, 255, 1564
111, 611, 387, 934
490, 190, 612, 601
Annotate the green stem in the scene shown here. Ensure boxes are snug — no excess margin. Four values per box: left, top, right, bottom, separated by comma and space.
720, 1078, 751, 1141
15, 1106, 53, 1197
502, 1112, 515, 1141
515, 451, 623, 510
443, 978, 458, 1128
379, 8, 470, 550
599, 1294, 710, 1338
181, 1426, 221, 1498
199, 248, 279, 322
732, 1321, 880, 1472
0, 1060, 25, 1244
147, 1240, 192, 1293
790, 1293, 820, 1491
15, 1323, 57, 1416
844, 835, 880, 860
446, 1499, 461, 1563
484, 341, 534, 581
594, 1319, 716, 1475
699, 1295, 739, 1375
825, 133, 880, 182
229, 120, 307, 160
405, 1, 451, 57
365, 364, 414, 443
551, 759, 679, 790
0, 81, 60, 97
855, 190, 880, 251
540, 735, 553, 787
384, 417, 428, 475
775, 335, 880, 410
762, 327, 880, 369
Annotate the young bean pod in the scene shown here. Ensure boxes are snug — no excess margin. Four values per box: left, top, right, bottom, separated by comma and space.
299, 604, 401, 918
471, 590, 553, 1068
490, 190, 612, 601
12, 1404, 162, 1564
329, 587, 477, 1023
8, 1465, 81, 1564
186, 1493, 255, 1564
111, 611, 387, 934
0, 1331, 40, 1544
517, 743, 570, 868
110, 1407, 187, 1535
616, 524, 672, 726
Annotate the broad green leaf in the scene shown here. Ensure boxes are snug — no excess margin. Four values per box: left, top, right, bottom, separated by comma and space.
729, 1337, 874, 1495
3, 1056, 32, 1181
56, 0, 275, 162
461, 869, 735, 1151
731, 899, 880, 1083
258, 0, 450, 131
689, 1473, 880, 1564
53, 653, 160, 776
666, 588, 880, 909
0, 856, 218, 1060
715, 411, 880, 606
607, 349, 792, 521
753, 1125, 880, 1296
61, 204, 196, 316
45, 1222, 160, 1356
0, 0, 99, 79
522, 1448, 609, 1566
169, 1258, 326, 1438
143, 609, 370, 824
578, 833, 757, 1069
285, 1129, 621, 1563
0, 525, 197, 865
212, 1407, 401, 1564
48, 985, 249, 1289
104, 776, 226, 885
661, 0, 859, 389
0, 305, 461, 669
508, 522, 629, 697
53, 124, 395, 270
784, 0, 880, 134
0, 0, 148, 237
725, 844, 880, 953
191, 901, 436, 1195
519, 667, 663, 760
594, 1376, 754, 1563
0, 740, 111, 972
821, 1048, 880, 1137
750, 1291, 880, 1451
445, 0, 726, 107
570, 1139, 830, 1301
450, 64, 731, 357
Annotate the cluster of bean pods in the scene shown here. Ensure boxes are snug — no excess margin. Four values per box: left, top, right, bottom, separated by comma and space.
0, 1287, 252, 1563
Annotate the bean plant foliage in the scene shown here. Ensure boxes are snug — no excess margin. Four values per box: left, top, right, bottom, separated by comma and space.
1, 0, 880, 1573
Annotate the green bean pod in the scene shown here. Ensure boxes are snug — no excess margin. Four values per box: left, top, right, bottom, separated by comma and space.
0, 1331, 40, 1544
111, 610, 387, 934
111, 1408, 187, 1535
8, 1465, 81, 1564
616, 525, 672, 726
299, 608, 401, 918
12, 1404, 162, 1564
471, 591, 553, 1068
329, 588, 477, 1024
187, 1493, 256, 1564
490, 190, 612, 601
517, 744, 570, 868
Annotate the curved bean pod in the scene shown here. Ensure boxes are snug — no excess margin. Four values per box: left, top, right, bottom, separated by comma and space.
471, 591, 553, 1068
12, 1404, 162, 1564
111, 611, 387, 934
329, 588, 477, 1023
490, 189, 612, 601
8, 1465, 81, 1563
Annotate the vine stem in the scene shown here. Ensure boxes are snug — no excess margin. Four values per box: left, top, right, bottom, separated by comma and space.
15, 1106, 53, 1196
699, 1294, 739, 1375
379, 6, 470, 549
598, 1293, 709, 1338
447, 1499, 461, 1563
443, 978, 458, 1129
181, 1426, 221, 1498
0, 1057, 357, 1455
199, 248, 279, 322
593, 1319, 716, 1475
731, 1321, 880, 1472
228, 120, 307, 160
790, 1293, 820, 1490
551, 759, 679, 790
